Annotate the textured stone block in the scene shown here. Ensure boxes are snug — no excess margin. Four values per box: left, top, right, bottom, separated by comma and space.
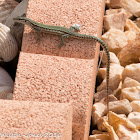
22, 0, 104, 59
0, 100, 72, 140
13, 52, 96, 139
13, 0, 105, 139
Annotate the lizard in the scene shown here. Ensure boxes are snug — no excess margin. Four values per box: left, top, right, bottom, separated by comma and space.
13, 15, 110, 122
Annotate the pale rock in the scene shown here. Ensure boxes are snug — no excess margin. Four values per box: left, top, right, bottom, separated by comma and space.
92, 103, 106, 125
116, 125, 138, 140
109, 111, 136, 130
125, 31, 136, 41
113, 82, 122, 99
105, 0, 110, 8
97, 114, 126, 131
120, 86, 140, 101
105, 99, 132, 115
101, 29, 128, 55
109, 0, 140, 17
134, 18, 140, 28
122, 77, 140, 89
97, 67, 106, 80
89, 134, 110, 140
105, 8, 123, 15
118, 34, 140, 67
94, 89, 112, 103
108, 0, 121, 8
92, 130, 108, 135
103, 9, 127, 31
122, 63, 140, 83
97, 63, 124, 92
100, 51, 120, 66
130, 100, 140, 112
120, 0, 140, 17
103, 111, 139, 140
99, 95, 118, 105
97, 116, 108, 131
125, 19, 140, 33
105, 8, 133, 19
103, 121, 119, 140
106, 111, 137, 139
97, 74, 121, 92
128, 112, 140, 129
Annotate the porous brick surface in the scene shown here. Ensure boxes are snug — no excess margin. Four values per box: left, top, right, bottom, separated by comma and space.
13, 0, 105, 139
0, 100, 72, 140
14, 52, 98, 139
22, 0, 104, 59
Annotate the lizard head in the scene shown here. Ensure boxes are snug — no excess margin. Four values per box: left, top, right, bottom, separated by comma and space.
13, 15, 33, 27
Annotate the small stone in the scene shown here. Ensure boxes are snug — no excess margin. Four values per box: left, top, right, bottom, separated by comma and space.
97, 63, 124, 92
118, 33, 140, 67
103, 120, 119, 140
116, 124, 138, 140
97, 114, 126, 131
122, 63, 140, 83
97, 116, 108, 131
122, 77, 140, 89
105, 8, 133, 19
101, 29, 128, 55
103, 9, 127, 31
103, 111, 137, 140
120, 0, 140, 17
94, 89, 112, 103
134, 18, 140, 28
109, 111, 136, 130
97, 74, 121, 93
106, 99, 132, 115
92, 130, 108, 135
89, 134, 110, 140
113, 82, 122, 99
128, 112, 140, 129
120, 86, 140, 101
108, 0, 122, 8
92, 103, 106, 125
130, 100, 140, 112
105, 0, 110, 8
99, 95, 118, 105
109, 0, 140, 17
125, 31, 136, 41
100, 51, 120, 66
125, 19, 140, 33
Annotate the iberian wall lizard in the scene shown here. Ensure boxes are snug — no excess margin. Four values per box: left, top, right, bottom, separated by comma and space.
13, 16, 110, 122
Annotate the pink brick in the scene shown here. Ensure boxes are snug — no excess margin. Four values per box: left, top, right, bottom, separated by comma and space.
22, 0, 104, 59
13, 0, 105, 139
0, 100, 72, 140
14, 52, 97, 139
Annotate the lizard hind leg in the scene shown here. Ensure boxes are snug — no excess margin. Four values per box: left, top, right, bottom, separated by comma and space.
34, 28, 41, 43
58, 34, 71, 48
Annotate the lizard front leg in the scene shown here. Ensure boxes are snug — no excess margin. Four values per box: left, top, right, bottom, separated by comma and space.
58, 34, 71, 48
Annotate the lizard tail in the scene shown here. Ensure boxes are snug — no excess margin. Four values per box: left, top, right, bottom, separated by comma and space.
94, 37, 110, 123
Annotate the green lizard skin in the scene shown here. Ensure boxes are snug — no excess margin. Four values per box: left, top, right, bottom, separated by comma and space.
13, 16, 110, 121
